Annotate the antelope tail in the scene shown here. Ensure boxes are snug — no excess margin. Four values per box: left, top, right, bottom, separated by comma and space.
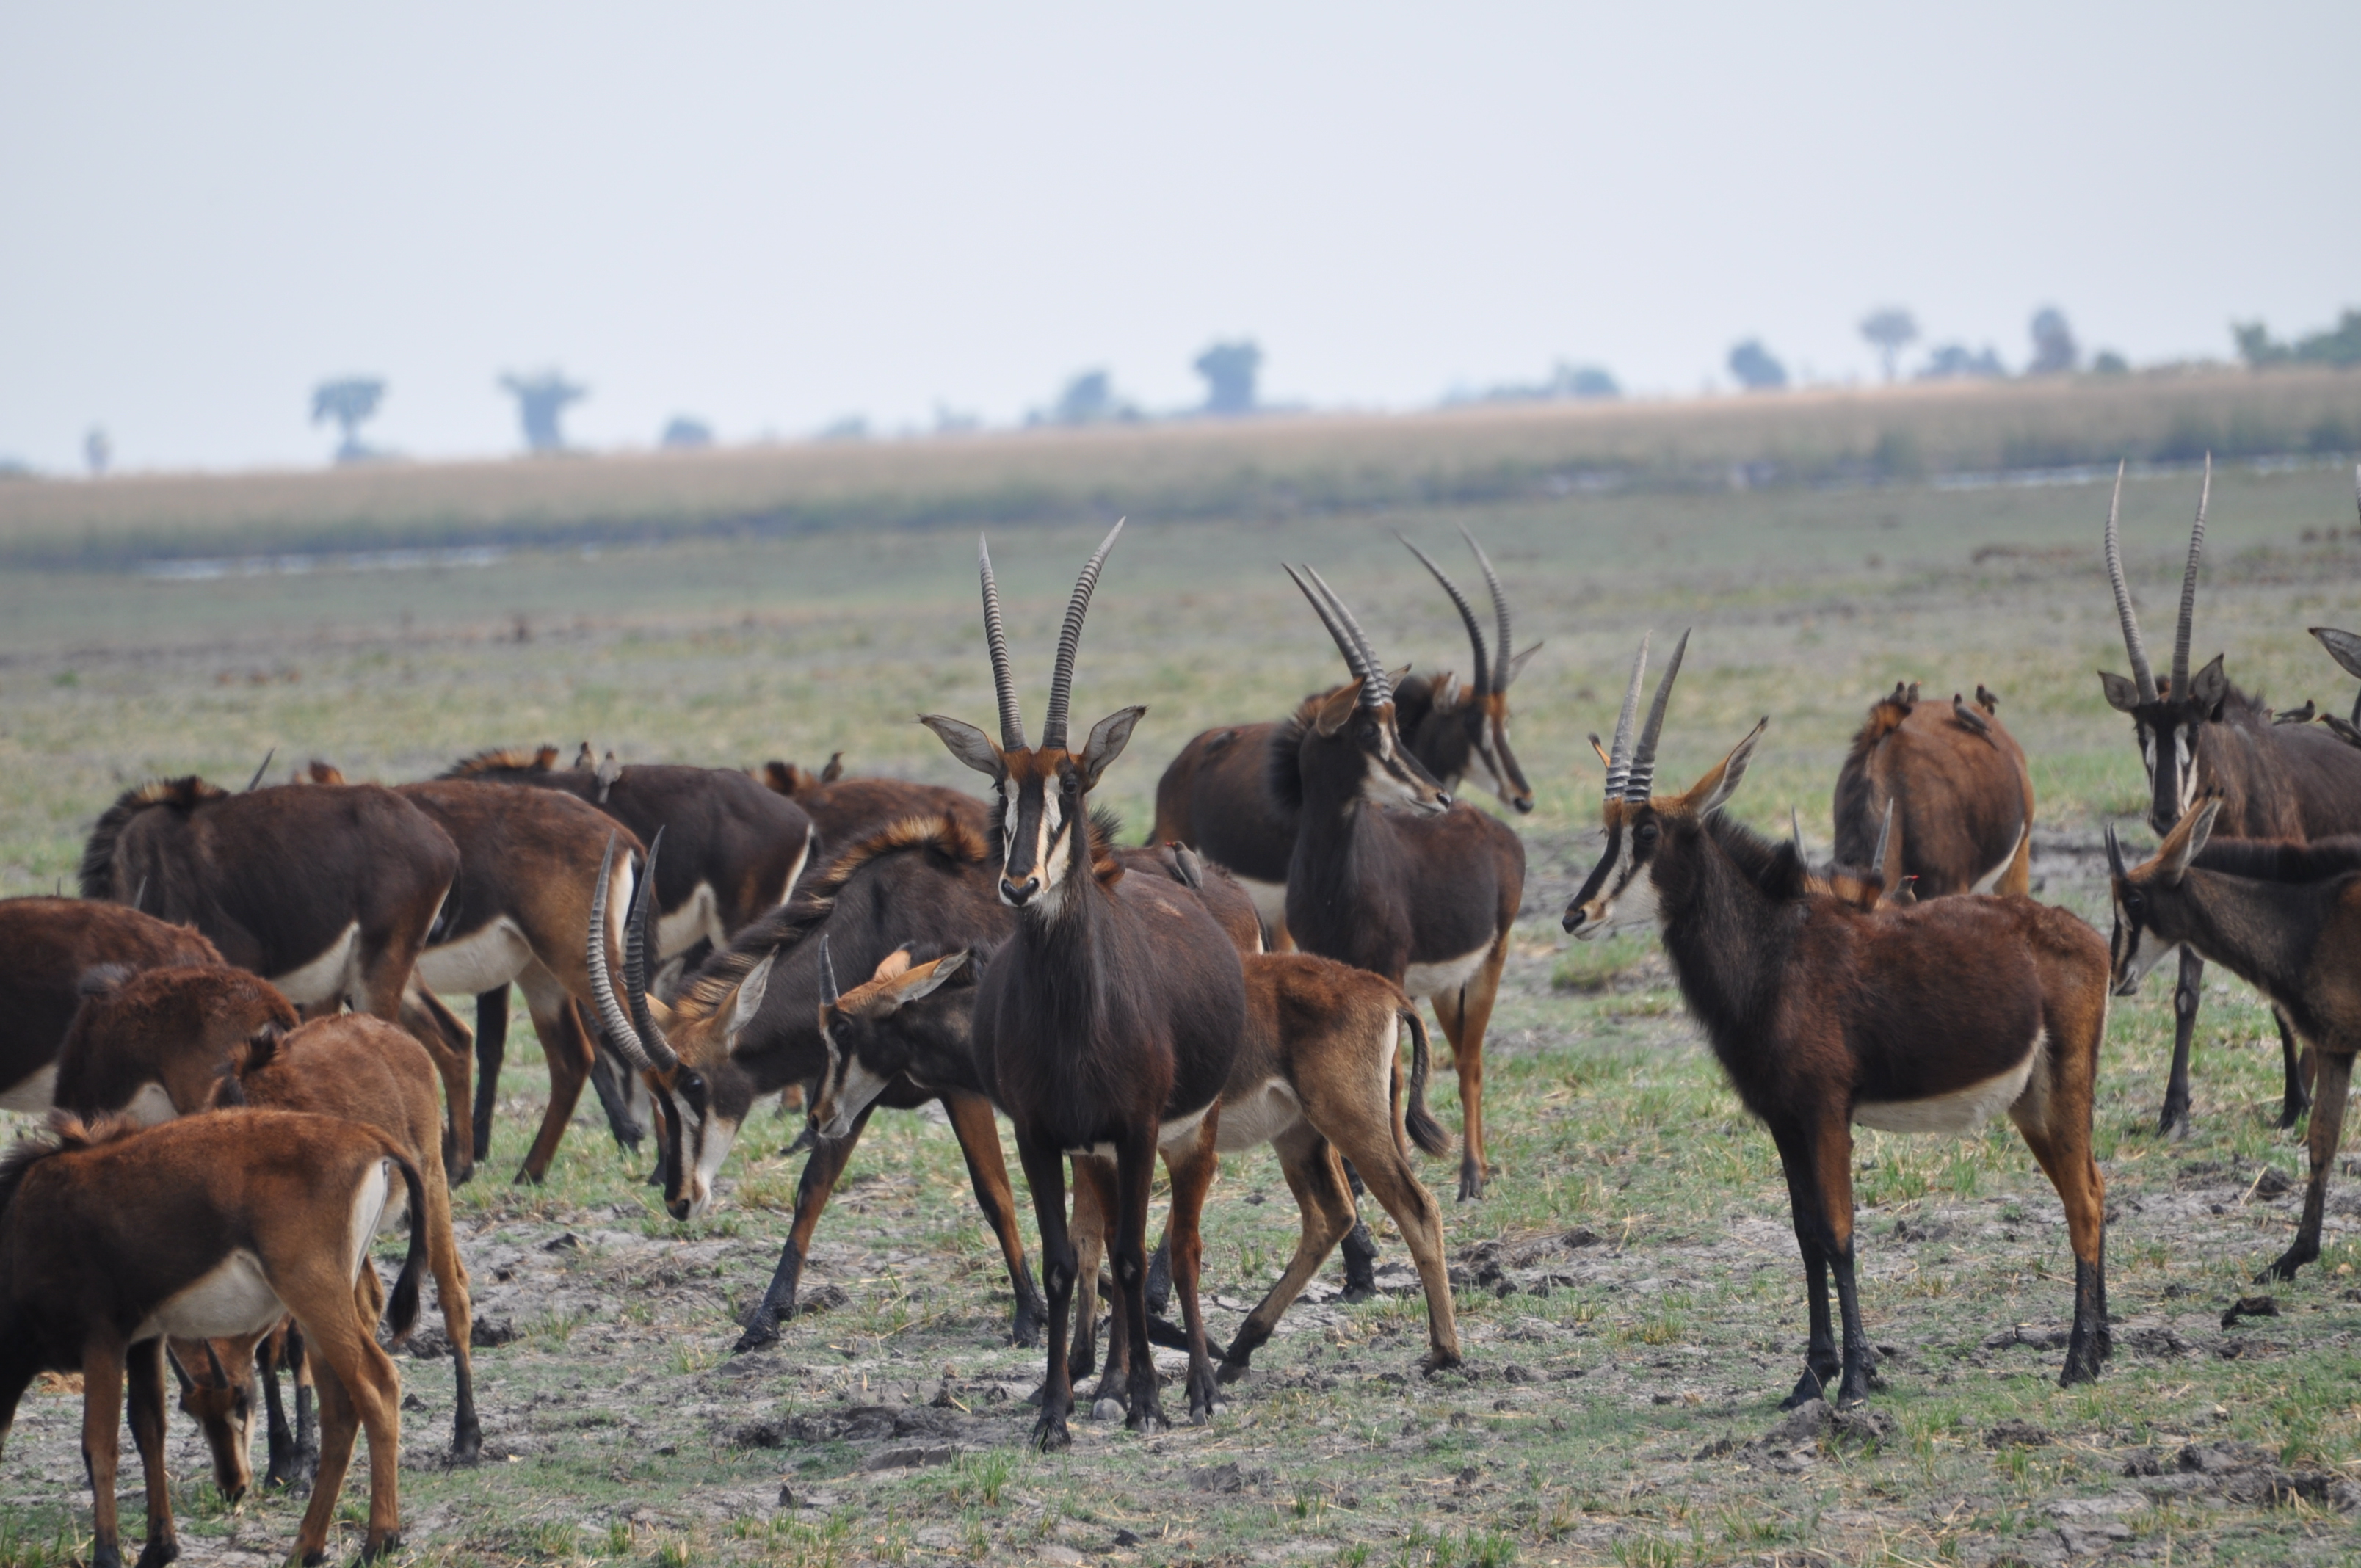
1399, 1008, 1451, 1158
381, 1153, 431, 1343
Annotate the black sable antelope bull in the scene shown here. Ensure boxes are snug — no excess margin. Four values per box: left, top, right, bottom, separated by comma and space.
1832, 680, 2033, 897
923, 523, 1247, 1448
444, 745, 813, 1141
2107, 802, 2361, 1282
0, 1109, 425, 1568
54, 970, 482, 1470
0, 898, 220, 1114
1279, 565, 1526, 1200
1565, 635, 2114, 1404
1150, 529, 1537, 942
2099, 459, 2361, 1133
76, 776, 477, 1176
809, 943, 1462, 1382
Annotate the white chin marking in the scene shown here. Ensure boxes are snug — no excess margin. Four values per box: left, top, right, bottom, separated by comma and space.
1854, 1031, 2044, 1135
270, 921, 363, 1008
840, 1061, 892, 1124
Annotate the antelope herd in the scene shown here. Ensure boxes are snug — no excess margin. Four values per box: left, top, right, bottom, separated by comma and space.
3, 466, 2360, 1559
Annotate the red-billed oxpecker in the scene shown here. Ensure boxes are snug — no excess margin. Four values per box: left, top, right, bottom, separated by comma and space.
2106, 801, 2361, 1282
1277, 565, 1526, 1199
919, 522, 1247, 1449
2099, 457, 2361, 1133
1566, 634, 2113, 1404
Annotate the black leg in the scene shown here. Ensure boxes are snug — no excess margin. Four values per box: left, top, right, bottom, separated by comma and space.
1827, 1243, 1876, 1407
2061, 1248, 2107, 1386
1338, 1160, 1378, 1302
1770, 1126, 1840, 1407
2160, 948, 2202, 1137
2274, 1009, 2313, 1130
2262, 1051, 2351, 1282
1015, 1135, 1077, 1452
258, 1338, 295, 1489
733, 1106, 871, 1353
471, 988, 509, 1164
1144, 1233, 1172, 1318
1111, 1133, 1168, 1433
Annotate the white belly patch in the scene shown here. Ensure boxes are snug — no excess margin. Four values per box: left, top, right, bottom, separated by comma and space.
1854, 1032, 2044, 1135
135, 1251, 285, 1343
657, 882, 725, 959
0, 1064, 57, 1113
1404, 945, 1490, 1001
272, 922, 363, 1008
1069, 1102, 1215, 1162
1970, 825, 2028, 895
1230, 876, 1290, 931
415, 915, 534, 995
1215, 1077, 1303, 1153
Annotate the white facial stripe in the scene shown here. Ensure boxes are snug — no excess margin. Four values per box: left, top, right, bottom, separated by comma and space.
826, 1059, 893, 1136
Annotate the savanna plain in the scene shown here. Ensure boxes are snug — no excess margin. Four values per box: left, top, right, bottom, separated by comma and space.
3, 460, 2360, 1567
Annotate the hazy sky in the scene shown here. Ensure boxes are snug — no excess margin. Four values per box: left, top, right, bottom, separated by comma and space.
4, 2, 2356, 472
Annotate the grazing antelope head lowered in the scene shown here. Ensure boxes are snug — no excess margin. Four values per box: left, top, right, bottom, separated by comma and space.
2103, 796, 2225, 996
585, 833, 776, 1220
1396, 529, 1539, 813
2099, 457, 2224, 836
1282, 565, 1454, 818
807, 937, 974, 1141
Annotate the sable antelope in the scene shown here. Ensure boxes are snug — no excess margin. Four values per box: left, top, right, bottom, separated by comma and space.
443, 745, 813, 1144
0, 898, 219, 1113
2098, 458, 2361, 1132
759, 758, 990, 864
76, 777, 478, 1177
809, 944, 1462, 1381
0, 1109, 426, 1568
54, 970, 482, 1468
1148, 528, 1538, 940
1832, 679, 2033, 896
921, 523, 1247, 1448
1278, 565, 1526, 1199
1565, 636, 2114, 1402
2107, 802, 2361, 1282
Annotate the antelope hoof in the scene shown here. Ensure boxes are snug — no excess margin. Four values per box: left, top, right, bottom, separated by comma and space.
1030, 1409, 1072, 1452
510, 1164, 544, 1187
92, 1542, 123, 1568
1009, 1302, 1045, 1349
2257, 1248, 2313, 1284
1128, 1402, 1169, 1434
134, 1539, 178, 1568
2155, 1102, 2191, 1139
1215, 1357, 1252, 1386
451, 1423, 484, 1467
1418, 1349, 1463, 1375
2058, 1350, 2102, 1388
1457, 1164, 1486, 1202
1780, 1368, 1827, 1409
2277, 1097, 2310, 1130
359, 1531, 402, 1563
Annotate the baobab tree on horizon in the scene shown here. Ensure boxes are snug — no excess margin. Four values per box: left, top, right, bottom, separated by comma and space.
311, 377, 385, 463
1859, 308, 1919, 383
500, 370, 588, 453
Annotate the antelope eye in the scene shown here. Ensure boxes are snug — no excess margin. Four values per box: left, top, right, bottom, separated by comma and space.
1635, 819, 1660, 845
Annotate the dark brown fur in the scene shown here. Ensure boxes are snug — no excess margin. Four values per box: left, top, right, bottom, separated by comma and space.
1832, 682, 2033, 897
0, 899, 220, 1111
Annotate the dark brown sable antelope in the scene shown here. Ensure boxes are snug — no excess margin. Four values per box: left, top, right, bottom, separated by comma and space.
2107, 801, 2361, 1282
1149, 528, 1538, 942
809, 943, 1462, 1383
2099, 459, 2361, 1133
0, 1109, 426, 1568
303, 765, 649, 1180
1832, 679, 2033, 897
54, 970, 481, 1470
443, 745, 813, 1144
920, 523, 1247, 1448
760, 756, 990, 864
76, 776, 479, 1176
1278, 565, 1526, 1200
1564, 635, 2114, 1404
0, 898, 220, 1114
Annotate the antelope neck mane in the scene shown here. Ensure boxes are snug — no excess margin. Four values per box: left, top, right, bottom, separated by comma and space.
440, 745, 562, 780
1265, 689, 1344, 811
2190, 835, 2361, 885
78, 776, 228, 897
1704, 813, 1813, 903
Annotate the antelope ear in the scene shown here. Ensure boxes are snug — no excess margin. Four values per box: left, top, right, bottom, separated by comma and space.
2313, 627, 2361, 680
2097, 671, 2143, 713
918, 714, 1007, 780
762, 761, 797, 795
1506, 642, 1543, 683
1313, 683, 1360, 736
726, 951, 777, 1034
1687, 718, 1770, 816
894, 951, 969, 1006
2156, 798, 2222, 885
2188, 653, 2230, 716
1078, 706, 1147, 789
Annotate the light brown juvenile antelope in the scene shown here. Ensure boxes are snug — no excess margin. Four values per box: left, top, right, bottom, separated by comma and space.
1832, 680, 2033, 896
1567, 635, 2114, 1404
0, 1109, 425, 1568
2107, 801, 2361, 1281
0, 897, 220, 1114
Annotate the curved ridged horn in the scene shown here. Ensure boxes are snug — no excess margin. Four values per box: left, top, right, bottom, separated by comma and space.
1040, 518, 1124, 752
586, 835, 663, 1072
1285, 565, 1373, 687
622, 827, 669, 1064
1788, 807, 1805, 858
817, 933, 841, 1010
1622, 629, 1690, 802
1396, 534, 1489, 696
1602, 633, 1650, 800
976, 537, 1026, 752
1458, 526, 1514, 693
1872, 799, 1895, 882
2104, 823, 2127, 880
244, 749, 275, 792
204, 1342, 232, 1388
1303, 567, 1393, 708
2103, 460, 2158, 704
2169, 454, 2210, 697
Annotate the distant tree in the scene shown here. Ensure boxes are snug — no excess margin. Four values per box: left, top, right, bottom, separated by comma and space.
1553, 363, 1620, 399
1727, 339, 1788, 391
2028, 308, 2078, 376
659, 417, 713, 450
2233, 322, 2288, 368
1193, 340, 1263, 415
816, 415, 870, 442
83, 427, 110, 478
2091, 349, 2130, 376
1040, 369, 1136, 427
1918, 344, 2008, 381
1858, 309, 1919, 383
499, 371, 588, 453
2233, 311, 2361, 370
311, 377, 385, 463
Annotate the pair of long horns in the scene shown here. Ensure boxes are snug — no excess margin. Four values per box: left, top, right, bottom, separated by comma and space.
165, 1341, 234, 1395
1396, 527, 1515, 695
2103, 454, 2210, 704
978, 520, 1124, 753
1285, 565, 1394, 709
587, 830, 679, 1073
1600, 629, 1690, 802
